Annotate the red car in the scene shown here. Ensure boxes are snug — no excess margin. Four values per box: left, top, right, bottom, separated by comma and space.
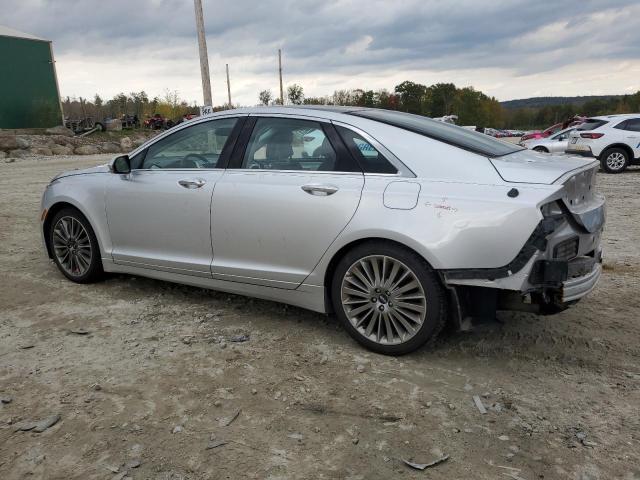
520, 116, 585, 142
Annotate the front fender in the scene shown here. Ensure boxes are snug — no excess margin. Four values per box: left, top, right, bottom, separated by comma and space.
41, 174, 111, 259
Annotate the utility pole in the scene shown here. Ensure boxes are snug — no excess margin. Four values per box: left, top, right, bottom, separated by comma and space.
226, 64, 232, 108
278, 48, 284, 105
193, 0, 212, 107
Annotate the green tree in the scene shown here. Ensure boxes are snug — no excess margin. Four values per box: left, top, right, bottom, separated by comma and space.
394, 81, 427, 114
287, 84, 304, 105
258, 89, 272, 106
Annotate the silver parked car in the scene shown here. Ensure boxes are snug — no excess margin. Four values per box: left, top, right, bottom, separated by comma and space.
41, 107, 605, 355
520, 127, 575, 154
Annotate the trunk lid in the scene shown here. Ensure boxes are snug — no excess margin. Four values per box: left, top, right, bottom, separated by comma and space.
489, 149, 597, 184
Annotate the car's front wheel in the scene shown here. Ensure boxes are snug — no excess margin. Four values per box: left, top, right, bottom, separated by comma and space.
331, 241, 447, 355
49, 207, 104, 283
601, 148, 629, 173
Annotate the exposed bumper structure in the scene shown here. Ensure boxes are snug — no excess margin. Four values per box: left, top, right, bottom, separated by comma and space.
562, 262, 601, 303
441, 166, 605, 322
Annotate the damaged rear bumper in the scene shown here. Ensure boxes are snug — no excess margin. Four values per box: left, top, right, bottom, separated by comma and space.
441, 180, 605, 321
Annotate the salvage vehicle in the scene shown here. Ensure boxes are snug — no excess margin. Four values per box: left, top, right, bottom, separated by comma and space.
40, 107, 605, 355
520, 127, 575, 153
520, 116, 585, 142
566, 114, 640, 173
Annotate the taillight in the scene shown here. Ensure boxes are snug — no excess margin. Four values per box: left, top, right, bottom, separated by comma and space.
580, 133, 604, 139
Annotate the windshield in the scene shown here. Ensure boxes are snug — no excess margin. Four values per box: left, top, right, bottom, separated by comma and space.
350, 109, 523, 157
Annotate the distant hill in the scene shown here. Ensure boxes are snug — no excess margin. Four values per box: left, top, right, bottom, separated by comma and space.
501, 95, 624, 109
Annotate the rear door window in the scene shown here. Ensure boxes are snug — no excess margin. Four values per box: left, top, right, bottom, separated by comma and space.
240, 117, 360, 172
615, 119, 640, 132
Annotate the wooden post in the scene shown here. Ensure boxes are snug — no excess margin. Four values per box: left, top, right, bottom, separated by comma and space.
278, 49, 284, 105
226, 64, 232, 108
193, 0, 212, 107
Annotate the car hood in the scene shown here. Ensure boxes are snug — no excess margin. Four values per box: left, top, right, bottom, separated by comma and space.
490, 150, 597, 184
52, 163, 111, 181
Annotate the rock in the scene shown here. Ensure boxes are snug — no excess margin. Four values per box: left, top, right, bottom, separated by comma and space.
74, 145, 100, 155
356, 364, 365, 373
172, 425, 183, 434
0, 135, 18, 150
251, 388, 257, 395
120, 137, 133, 151
125, 459, 141, 469
1, 396, 12, 404
51, 144, 74, 155
498, 435, 510, 441
99, 142, 122, 154
132, 136, 147, 147
45, 125, 75, 136
9, 150, 32, 158
30, 147, 53, 156
34, 414, 61, 432
16, 137, 31, 149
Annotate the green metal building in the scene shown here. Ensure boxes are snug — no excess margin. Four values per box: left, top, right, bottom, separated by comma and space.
0, 26, 63, 129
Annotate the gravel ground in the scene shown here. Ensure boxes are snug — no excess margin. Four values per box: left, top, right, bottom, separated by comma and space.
1, 154, 639, 480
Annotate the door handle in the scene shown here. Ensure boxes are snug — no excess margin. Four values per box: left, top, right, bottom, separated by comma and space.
178, 178, 206, 189
301, 184, 339, 196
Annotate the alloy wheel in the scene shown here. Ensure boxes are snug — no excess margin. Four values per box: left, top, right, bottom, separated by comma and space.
340, 255, 427, 345
606, 152, 626, 171
52, 216, 92, 277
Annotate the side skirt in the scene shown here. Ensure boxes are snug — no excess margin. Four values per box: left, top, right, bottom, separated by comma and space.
102, 259, 327, 314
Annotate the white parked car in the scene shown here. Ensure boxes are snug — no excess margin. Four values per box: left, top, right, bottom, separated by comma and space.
566, 114, 640, 173
521, 127, 575, 154
41, 107, 605, 355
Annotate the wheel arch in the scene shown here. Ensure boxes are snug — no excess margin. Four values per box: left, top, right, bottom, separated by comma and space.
600, 143, 633, 161
533, 146, 549, 153
43, 201, 103, 259
321, 236, 440, 312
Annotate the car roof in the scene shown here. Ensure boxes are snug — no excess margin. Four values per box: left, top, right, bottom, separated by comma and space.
589, 113, 640, 121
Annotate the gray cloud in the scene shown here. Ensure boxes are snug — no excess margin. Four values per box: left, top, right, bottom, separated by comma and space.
3, 0, 639, 104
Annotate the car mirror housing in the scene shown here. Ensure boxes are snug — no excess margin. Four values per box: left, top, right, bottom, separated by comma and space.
113, 155, 131, 174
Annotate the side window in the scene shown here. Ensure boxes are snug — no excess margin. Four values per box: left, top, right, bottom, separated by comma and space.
141, 117, 238, 169
336, 126, 398, 174
621, 119, 640, 132
241, 118, 359, 172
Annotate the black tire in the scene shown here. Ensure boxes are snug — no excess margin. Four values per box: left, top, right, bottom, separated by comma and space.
331, 241, 447, 355
94, 122, 105, 132
600, 147, 629, 173
48, 207, 104, 283
533, 146, 548, 153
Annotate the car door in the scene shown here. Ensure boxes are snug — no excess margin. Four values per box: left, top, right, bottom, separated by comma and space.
211, 115, 364, 289
619, 118, 640, 157
106, 116, 243, 277
550, 130, 571, 154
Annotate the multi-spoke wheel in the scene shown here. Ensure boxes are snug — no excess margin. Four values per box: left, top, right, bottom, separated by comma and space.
600, 148, 629, 174
331, 242, 447, 355
48, 207, 103, 283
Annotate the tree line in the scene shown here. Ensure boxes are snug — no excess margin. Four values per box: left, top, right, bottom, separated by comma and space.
61, 82, 640, 131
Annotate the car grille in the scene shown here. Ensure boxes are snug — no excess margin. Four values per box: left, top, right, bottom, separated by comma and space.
554, 237, 579, 260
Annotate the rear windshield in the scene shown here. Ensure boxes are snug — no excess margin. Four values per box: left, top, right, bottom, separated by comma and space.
350, 110, 522, 157
576, 119, 608, 131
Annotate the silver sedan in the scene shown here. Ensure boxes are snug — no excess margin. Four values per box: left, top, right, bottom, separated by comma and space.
521, 127, 575, 154
41, 107, 605, 354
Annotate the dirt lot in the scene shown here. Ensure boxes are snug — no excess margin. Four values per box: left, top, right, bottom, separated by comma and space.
1, 154, 639, 480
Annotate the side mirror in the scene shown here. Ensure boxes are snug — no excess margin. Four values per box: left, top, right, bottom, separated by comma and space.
113, 155, 131, 174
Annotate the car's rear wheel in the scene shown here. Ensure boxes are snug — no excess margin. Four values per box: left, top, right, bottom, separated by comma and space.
601, 148, 629, 173
331, 241, 447, 355
49, 207, 103, 283
533, 146, 548, 153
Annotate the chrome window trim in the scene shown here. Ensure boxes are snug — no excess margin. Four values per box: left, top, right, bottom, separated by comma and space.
330, 120, 415, 178
223, 169, 364, 176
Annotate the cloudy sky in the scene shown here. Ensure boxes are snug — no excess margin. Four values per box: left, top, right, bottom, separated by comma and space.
4, 0, 640, 106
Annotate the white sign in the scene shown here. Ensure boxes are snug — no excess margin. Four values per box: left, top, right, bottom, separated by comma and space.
200, 105, 213, 116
